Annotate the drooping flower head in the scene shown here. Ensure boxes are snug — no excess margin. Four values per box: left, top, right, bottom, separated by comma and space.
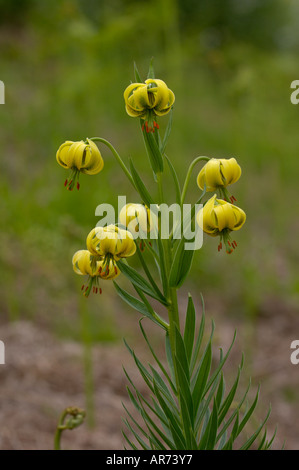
86, 225, 136, 262
196, 194, 246, 254
72, 249, 120, 297
197, 158, 241, 202
56, 139, 104, 190
124, 79, 175, 131
119, 203, 157, 236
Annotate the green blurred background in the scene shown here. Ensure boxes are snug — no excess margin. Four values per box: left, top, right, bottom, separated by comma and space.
0, 0, 299, 447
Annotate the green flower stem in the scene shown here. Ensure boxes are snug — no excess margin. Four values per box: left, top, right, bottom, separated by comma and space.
156, 170, 180, 374
54, 409, 68, 450
134, 286, 170, 331
169, 187, 207, 241
180, 156, 210, 206
89, 137, 135, 189
135, 241, 165, 301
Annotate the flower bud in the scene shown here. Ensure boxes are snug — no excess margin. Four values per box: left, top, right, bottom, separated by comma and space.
197, 158, 241, 192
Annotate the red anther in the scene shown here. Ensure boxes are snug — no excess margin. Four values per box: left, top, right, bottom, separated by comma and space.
142, 124, 145, 131
95, 287, 98, 294
85, 286, 88, 292
139, 241, 144, 252
64, 179, 68, 187
105, 267, 109, 275
232, 195, 237, 201
153, 121, 159, 129
99, 266, 102, 274
77, 182, 80, 190
228, 241, 231, 246
230, 196, 234, 204
233, 240, 237, 247
149, 241, 152, 247
114, 266, 118, 274
99, 288, 102, 294
81, 284, 85, 291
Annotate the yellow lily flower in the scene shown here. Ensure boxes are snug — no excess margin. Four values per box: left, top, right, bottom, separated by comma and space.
56, 138, 104, 190
124, 79, 175, 125
72, 249, 120, 297
86, 225, 136, 261
196, 194, 246, 254
119, 203, 157, 235
197, 158, 241, 195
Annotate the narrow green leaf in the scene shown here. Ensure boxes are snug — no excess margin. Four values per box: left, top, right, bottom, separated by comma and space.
142, 124, 164, 174
161, 109, 173, 154
175, 358, 193, 425
114, 281, 167, 329
205, 400, 218, 450
184, 294, 196, 365
192, 340, 212, 417
175, 325, 190, 382
150, 365, 177, 411
216, 380, 251, 443
147, 58, 155, 79
139, 321, 176, 393
165, 332, 176, 385
179, 392, 196, 449
124, 339, 154, 392
122, 430, 139, 450
195, 372, 221, 432
239, 407, 271, 450
236, 386, 261, 437
169, 236, 195, 288
257, 428, 268, 450
117, 260, 168, 305
134, 62, 143, 82
129, 158, 155, 207
215, 372, 225, 410
204, 331, 237, 397
264, 426, 278, 450
218, 364, 242, 424
190, 298, 206, 374
153, 381, 186, 450
156, 233, 169, 296
165, 154, 181, 205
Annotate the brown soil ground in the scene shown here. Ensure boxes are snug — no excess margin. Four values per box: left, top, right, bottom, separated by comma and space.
0, 295, 298, 450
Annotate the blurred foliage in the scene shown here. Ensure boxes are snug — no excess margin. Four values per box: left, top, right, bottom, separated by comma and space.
0, 0, 299, 342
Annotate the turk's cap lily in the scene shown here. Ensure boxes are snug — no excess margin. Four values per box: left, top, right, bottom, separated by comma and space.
72, 249, 120, 279
72, 249, 120, 297
197, 158, 241, 192
119, 203, 157, 235
86, 225, 136, 260
56, 139, 104, 190
196, 195, 246, 253
124, 79, 175, 119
